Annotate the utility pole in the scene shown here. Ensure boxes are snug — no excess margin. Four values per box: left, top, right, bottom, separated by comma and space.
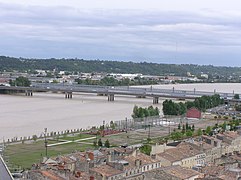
125, 117, 128, 132
44, 128, 48, 157
102, 120, 105, 137
148, 123, 151, 140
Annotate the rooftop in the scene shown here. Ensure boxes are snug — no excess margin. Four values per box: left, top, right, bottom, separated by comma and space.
90, 164, 123, 177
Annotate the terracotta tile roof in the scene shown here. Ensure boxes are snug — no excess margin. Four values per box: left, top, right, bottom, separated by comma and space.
201, 165, 224, 177
68, 152, 87, 162
157, 142, 202, 163
56, 155, 76, 164
119, 151, 160, 170
40, 170, 65, 180
162, 165, 201, 179
90, 164, 123, 177
230, 154, 241, 161
191, 141, 213, 150
223, 131, 239, 139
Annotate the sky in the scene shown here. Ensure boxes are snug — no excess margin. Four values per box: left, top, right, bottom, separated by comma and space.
0, 0, 241, 66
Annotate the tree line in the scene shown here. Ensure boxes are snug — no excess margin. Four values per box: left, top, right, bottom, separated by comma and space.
163, 94, 224, 116
2, 56, 241, 77
75, 76, 158, 86
132, 105, 160, 118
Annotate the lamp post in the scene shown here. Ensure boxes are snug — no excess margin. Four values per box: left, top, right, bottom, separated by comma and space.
44, 128, 48, 157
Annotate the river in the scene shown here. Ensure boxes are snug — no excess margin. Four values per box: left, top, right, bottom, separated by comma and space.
0, 83, 241, 142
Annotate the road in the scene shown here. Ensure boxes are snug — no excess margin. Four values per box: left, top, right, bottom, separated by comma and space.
0, 155, 13, 180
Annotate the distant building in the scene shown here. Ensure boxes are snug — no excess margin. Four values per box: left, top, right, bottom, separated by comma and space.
186, 108, 202, 119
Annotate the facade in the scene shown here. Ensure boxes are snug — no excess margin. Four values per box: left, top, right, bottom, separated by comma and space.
186, 107, 202, 119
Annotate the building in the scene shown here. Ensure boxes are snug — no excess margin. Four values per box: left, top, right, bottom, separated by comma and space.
145, 165, 202, 180
156, 142, 206, 168
186, 108, 202, 119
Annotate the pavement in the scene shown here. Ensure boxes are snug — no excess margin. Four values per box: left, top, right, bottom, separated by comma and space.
0, 155, 13, 180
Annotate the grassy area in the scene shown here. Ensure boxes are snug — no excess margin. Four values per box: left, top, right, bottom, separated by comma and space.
59, 133, 93, 141
4, 137, 94, 170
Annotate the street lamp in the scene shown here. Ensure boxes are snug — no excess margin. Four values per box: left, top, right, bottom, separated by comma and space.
44, 128, 48, 157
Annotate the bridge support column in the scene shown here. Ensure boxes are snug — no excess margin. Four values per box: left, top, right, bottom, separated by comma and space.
65, 92, 73, 99
153, 97, 159, 104
108, 94, 114, 101
25, 90, 33, 96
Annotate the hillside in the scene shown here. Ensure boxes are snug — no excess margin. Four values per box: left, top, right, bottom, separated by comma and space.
0, 56, 241, 77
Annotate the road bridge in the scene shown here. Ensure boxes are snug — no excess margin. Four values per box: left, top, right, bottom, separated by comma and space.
0, 83, 239, 104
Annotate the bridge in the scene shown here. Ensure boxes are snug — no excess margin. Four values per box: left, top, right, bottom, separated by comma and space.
0, 83, 239, 104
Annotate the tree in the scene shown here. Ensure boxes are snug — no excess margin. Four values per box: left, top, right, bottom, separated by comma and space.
98, 139, 103, 147
140, 145, 151, 155
110, 121, 115, 129
182, 124, 186, 134
222, 122, 227, 131
191, 124, 195, 131
234, 94, 240, 99
10, 76, 31, 87
185, 122, 189, 131
205, 126, 212, 135
132, 105, 139, 118
93, 140, 97, 147
104, 139, 110, 148
32, 135, 37, 142
197, 128, 202, 136
171, 131, 183, 140
186, 130, 193, 137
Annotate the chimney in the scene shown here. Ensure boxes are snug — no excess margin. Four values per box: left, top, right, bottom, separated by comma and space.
199, 143, 203, 151
211, 139, 214, 147
88, 152, 94, 161
107, 154, 112, 163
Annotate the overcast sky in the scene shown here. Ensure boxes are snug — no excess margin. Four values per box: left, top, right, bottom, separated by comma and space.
0, 0, 241, 66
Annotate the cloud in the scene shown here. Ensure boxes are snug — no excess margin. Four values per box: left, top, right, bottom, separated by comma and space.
0, 2, 241, 66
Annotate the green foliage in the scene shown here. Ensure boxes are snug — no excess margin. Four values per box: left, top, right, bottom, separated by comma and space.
186, 130, 193, 137
234, 94, 240, 99
93, 140, 97, 147
222, 122, 227, 131
163, 100, 187, 116
186, 122, 189, 131
132, 105, 159, 118
9, 76, 31, 87
98, 139, 103, 147
110, 121, 115, 129
192, 124, 195, 131
104, 139, 110, 148
2, 56, 241, 78
32, 135, 37, 142
140, 145, 152, 155
197, 128, 202, 136
205, 126, 212, 135
182, 124, 186, 134
163, 94, 223, 116
170, 131, 183, 140
235, 104, 241, 112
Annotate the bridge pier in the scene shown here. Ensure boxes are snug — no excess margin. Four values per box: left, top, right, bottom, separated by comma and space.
153, 97, 159, 104
65, 92, 73, 99
108, 94, 114, 101
25, 90, 33, 96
